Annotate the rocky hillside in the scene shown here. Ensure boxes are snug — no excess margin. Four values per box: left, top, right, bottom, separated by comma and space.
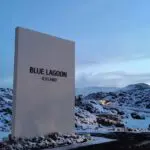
0, 88, 12, 132
85, 83, 150, 109
0, 84, 150, 137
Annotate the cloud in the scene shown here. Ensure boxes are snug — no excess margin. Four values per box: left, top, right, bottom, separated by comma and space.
76, 71, 150, 88
76, 24, 150, 69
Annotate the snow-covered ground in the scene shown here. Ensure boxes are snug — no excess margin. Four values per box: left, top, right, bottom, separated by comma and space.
77, 83, 150, 132
103, 104, 150, 130
0, 83, 150, 141
0, 131, 10, 140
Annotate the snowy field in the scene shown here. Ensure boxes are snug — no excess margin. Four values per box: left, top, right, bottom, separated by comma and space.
1, 84, 150, 141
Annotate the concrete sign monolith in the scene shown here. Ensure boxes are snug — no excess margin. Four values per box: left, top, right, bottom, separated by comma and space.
12, 27, 75, 137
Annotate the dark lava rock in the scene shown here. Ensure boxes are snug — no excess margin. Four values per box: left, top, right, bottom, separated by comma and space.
148, 124, 150, 130
75, 95, 83, 106
0, 132, 92, 150
146, 104, 150, 109
131, 112, 145, 120
96, 114, 124, 127
117, 110, 125, 116
115, 123, 125, 128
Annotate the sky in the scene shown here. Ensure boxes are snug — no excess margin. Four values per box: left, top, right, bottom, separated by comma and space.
1, 0, 150, 88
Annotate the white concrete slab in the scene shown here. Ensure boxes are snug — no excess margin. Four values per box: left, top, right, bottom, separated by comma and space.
12, 27, 75, 138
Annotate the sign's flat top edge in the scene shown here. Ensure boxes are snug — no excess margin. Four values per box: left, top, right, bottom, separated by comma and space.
15, 26, 75, 44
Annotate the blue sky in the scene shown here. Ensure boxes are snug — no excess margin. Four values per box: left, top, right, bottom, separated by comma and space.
1, 0, 150, 88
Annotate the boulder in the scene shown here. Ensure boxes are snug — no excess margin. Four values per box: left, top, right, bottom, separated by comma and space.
131, 112, 145, 120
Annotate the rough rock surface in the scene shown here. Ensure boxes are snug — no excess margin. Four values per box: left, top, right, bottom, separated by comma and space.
85, 83, 150, 109
0, 132, 92, 150
0, 88, 12, 132
75, 106, 98, 130
131, 112, 145, 120
97, 114, 124, 127
1, 84, 150, 148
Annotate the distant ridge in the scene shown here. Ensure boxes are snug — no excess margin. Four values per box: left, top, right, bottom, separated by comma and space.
76, 83, 150, 96
121, 83, 150, 91
76, 86, 119, 96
